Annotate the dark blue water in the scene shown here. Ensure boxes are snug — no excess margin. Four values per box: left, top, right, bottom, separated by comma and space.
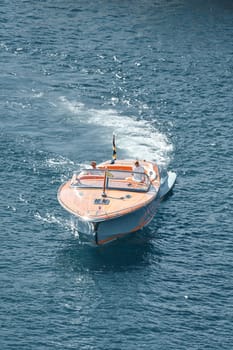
1, 1, 233, 349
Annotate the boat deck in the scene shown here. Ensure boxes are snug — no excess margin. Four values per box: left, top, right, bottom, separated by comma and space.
58, 159, 161, 221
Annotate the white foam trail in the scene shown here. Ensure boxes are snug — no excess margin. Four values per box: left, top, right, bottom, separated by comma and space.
34, 212, 62, 225
34, 212, 78, 234
34, 212, 84, 242
46, 156, 74, 167
59, 96, 173, 166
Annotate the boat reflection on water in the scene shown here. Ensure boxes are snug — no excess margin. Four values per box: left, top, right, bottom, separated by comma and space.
57, 224, 164, 274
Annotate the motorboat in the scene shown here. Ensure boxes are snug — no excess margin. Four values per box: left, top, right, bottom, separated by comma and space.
58, 136, 176, 245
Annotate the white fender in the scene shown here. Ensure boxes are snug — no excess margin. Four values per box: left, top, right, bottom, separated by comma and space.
158, 171, 177, 199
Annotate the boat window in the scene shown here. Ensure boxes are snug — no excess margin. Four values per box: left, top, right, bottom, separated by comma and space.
71, 169, 151, 192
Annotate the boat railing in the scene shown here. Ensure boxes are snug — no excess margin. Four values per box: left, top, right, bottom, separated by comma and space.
71, 169, 151, 192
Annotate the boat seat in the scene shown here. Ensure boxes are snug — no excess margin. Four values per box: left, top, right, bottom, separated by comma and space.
99, 165, 133, 172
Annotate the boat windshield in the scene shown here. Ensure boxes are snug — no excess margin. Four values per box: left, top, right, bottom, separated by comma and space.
71, 169, 151, 192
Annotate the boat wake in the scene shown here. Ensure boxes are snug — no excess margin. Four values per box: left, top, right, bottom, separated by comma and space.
59, 96, 173, 167
34, 211, 81, 239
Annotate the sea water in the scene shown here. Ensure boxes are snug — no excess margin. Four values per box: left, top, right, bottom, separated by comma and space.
1, 1, 233, 349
